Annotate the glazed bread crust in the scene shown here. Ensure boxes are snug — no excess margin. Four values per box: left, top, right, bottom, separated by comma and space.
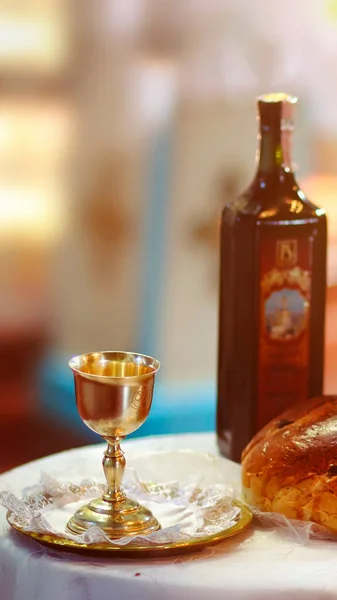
241, 396, 337, 531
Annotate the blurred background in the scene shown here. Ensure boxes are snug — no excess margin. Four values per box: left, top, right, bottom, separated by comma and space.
2, 0, 337, 471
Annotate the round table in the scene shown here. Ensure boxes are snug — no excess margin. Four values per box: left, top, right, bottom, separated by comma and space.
1, 432, 337, 600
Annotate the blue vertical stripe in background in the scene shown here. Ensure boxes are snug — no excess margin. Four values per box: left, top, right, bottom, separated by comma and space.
138, 122, 173, 359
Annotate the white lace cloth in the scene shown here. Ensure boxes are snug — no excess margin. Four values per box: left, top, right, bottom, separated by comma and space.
0, 466, 240, 548
1, 432, 337, 600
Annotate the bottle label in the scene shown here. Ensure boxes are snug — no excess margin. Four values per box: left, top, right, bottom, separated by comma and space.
257, 233, 312, 430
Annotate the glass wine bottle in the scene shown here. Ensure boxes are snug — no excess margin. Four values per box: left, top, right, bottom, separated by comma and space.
217, 93, 327, 463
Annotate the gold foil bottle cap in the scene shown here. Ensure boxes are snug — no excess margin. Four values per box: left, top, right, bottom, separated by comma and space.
257, 93, 297, 131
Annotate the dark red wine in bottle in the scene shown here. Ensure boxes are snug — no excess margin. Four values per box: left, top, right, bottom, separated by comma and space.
217, 93, 327, 463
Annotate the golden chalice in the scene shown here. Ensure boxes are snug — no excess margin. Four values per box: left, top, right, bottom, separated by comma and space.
66, 351, 161, 539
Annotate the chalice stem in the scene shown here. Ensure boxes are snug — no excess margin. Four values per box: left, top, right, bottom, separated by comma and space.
102, 438, 126, 503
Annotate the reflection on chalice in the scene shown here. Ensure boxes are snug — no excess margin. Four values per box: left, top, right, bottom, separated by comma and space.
66, 351, 161, 539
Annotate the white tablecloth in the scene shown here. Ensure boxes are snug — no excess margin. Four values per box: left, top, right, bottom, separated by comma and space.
1, 432, 337, 600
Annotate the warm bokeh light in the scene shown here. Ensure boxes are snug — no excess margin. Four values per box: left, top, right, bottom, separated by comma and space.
301, 174, 337, 287
0, 98, 73, 242
0, 2, 68, 73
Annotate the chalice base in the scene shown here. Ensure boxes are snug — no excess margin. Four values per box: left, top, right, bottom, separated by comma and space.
66, 496, 160, 539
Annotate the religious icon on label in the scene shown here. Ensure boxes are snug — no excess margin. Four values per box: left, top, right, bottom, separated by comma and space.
264, 288, 308, 340
257, 233, 313, 430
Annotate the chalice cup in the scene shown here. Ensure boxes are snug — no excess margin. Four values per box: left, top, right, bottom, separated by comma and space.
66, 351, 161, 539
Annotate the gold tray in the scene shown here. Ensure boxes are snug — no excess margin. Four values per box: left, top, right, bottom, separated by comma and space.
7, 502, 252, 557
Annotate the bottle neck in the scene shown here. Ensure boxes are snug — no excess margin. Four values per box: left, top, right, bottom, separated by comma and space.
257, 122, 293, 175
255, 94, 296, 178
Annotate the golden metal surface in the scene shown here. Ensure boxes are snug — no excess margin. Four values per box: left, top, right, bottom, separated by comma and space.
67, 351, 161, 539
7, 502, 253, 556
